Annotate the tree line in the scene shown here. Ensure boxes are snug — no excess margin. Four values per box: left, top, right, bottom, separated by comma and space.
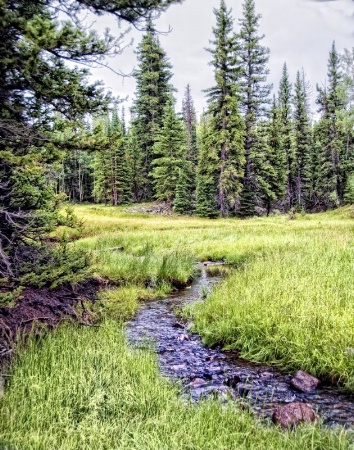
56, 0, 354, 218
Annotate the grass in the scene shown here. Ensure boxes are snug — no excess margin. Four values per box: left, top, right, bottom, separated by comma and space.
70, 204, 354, 389
86, 283, 173, 322
187, 242, 354, 388
0, 321, 352, 450
78, 236, 196, 287
2, 203, 354, 448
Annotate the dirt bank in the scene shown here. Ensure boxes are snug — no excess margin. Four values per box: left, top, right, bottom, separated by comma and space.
0, 279, 101, 365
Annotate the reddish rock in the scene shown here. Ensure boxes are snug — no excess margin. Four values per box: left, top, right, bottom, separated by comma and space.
272, 402, 317, 428
290, 370, 320, 393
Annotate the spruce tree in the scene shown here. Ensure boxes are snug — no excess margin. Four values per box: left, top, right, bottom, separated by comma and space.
249, 120, 274, 215
195, 116, 219, 218
339, 47, 354, 204
126, 124, 145, 202
203, 0, 245, 217
60, 150, 94, 203
182, 84, 198, 197
292, 70, 312, 210
315, 41, 345, 207
109, 108, 131, 205
121, 106, 127, 136
312, 120, 333, 209
238, 0, 272, 216
344, 174, 354, 204
182, 84, 198, 168
174, 163, 192, 214
278, 62, 295, 209
132, 22, 174, 200
53, 121, 95, 203
151, 98, 187, 202
257, 98, 286, 215
92, 118, 110, 204
93, 111, 130, 205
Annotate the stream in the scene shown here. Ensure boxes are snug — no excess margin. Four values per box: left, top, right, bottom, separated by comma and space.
125, 264, 354, 428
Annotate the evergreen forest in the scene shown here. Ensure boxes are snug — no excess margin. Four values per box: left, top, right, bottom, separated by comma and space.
46, 1, 354, 219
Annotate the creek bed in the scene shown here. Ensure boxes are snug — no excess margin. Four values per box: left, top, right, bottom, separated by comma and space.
125, 265, 354, 427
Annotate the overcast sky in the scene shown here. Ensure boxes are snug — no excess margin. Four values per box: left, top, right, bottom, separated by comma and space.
88, 0, 354, 119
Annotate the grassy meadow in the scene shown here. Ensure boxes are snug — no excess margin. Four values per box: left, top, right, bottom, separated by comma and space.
2, 204, 354, 448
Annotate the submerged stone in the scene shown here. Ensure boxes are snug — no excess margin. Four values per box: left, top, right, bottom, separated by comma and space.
172, 364, 186, 371
177, 334, 190, 342
272, 402, 317, 428
189, 378, 207, 388
290, 370, 320, 393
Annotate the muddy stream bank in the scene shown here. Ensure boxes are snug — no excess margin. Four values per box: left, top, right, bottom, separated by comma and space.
126, 264, 354, 428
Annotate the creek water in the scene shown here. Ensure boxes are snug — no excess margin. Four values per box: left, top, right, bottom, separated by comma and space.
125, 265, 354, 427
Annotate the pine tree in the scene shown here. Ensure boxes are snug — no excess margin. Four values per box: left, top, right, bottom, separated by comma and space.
238, 0, 272, 216
151, 98, 187, 202
131, 22, 174, 200
195, 116, 219, 218
182, 84, 198, 196
174, 163, 192, 214
203, 0, 245, 217
0, 0, 180, 281
292, 70, 312, 210
315, 41, 345, 207
126, 124, 145, 202
278, 62, 295, 209
257, 98, 286, 215
93, 111, 130, 205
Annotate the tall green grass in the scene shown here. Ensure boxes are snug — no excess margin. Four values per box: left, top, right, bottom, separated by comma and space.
0, 322, 351, 450
78, 236, 195, 287
188, 237, 354, 390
